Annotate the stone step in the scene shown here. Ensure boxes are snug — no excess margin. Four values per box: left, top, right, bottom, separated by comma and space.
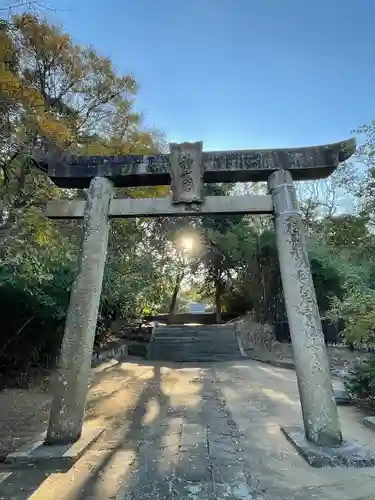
152, 338, 238, 345
151, 341, 234, 346
152, 330, 237, 336
150, 338, 238, 345
155, 324, 234, 328
151, 357, 242, 363
155, 332, 234, 335
151, 346, 239, 353
151, 351, 238, 359
153, 326, 234, 332
153, 332, 233, 338
148, 324, 242, 362
149, 352, 242, 361
153, 330, 234, 334
153, 331, 236, 337
152, 334, 235, 339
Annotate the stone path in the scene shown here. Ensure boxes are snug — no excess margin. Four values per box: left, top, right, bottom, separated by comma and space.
0, 359, 374, 499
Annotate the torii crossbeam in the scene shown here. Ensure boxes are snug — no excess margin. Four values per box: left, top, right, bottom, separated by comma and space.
40, 138, 355, 219
37, 138, 355, 188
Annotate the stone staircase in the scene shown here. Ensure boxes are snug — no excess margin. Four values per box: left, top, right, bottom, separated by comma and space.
148, 324, 244, 362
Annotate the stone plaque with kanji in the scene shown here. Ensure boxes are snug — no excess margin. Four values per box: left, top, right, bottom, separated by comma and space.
169, 142, 204, 204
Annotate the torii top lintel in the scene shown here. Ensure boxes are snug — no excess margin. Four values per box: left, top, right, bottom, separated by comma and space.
39, 138, 356, 189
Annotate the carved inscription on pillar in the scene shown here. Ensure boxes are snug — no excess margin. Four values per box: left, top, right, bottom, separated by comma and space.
169, 142, 204, 204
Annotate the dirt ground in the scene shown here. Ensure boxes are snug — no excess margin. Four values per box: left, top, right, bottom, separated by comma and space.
0, 359, 375, 499
248, 342, 374, 378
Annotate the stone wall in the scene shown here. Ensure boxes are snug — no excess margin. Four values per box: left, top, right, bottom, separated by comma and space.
91, 342, 128, 367
234, 313, 275, 352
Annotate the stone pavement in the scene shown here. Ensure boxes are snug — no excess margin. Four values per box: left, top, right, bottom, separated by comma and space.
0, 359, 374, 499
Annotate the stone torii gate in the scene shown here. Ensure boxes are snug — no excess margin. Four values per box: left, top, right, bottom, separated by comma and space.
33, 137, 375, 467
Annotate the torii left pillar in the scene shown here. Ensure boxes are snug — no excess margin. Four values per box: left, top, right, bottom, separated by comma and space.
45, 176, 114, 445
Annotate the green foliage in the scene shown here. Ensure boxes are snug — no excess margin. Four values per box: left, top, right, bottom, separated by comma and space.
0, 13, 171, 382
322, 120, 375, 348
221, 225, 283, 322
308, 243, 344, 314
345, 359, 375, 407
329, 284, 375, 348
0, 252, 75, 378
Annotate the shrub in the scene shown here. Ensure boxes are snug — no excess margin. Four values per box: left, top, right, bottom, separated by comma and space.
329, 284, 375, 349
345, 358, 375, 407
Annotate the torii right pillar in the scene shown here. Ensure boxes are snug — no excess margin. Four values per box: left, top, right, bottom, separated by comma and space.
268, 169, 342, 447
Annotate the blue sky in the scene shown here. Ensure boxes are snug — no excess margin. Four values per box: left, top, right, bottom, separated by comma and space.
54, 0, 375, 151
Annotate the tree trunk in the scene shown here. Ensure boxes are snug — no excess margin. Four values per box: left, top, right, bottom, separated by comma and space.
215, 274, 222, 324
168, 272, 184, 324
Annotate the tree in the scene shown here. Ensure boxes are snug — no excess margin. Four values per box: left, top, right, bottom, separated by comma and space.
323, 120, 375, 348
193, 183, 249, 322
0, 13, 173, 381
0, 1, 48, 16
